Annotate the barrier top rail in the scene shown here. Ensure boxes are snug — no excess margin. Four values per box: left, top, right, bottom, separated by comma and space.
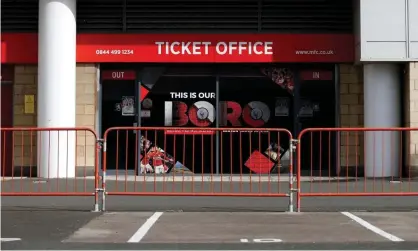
103, 126, 292, 136
298, 127, 418, 135
0, 127, 98, 135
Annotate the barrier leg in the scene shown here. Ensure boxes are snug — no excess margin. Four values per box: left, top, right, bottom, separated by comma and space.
288, 173, 294, 213
102, 170, 106, 212
93, 189, 100, 212
287, 139, 297, 213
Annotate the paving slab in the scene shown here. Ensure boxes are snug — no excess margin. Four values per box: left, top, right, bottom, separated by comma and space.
350, 212, 418, 242
141, 212, 387, 243
64, 212, 154, 243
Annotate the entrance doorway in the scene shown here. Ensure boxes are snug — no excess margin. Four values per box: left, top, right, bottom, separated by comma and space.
1, 65, 14, 176
297, 69, 337, 176
99, 64, 338, 175
101, 69, 137, 171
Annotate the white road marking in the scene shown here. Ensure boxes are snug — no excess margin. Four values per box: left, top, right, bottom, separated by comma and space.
253, 238, 282, 243
1, 238, 21, 242
240, 238, 282, 243
127, 212, 163, 243
341, 212, 404, 242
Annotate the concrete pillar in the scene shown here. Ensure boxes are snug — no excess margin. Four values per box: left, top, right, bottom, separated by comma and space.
364, 64, 401, 178
37, 0, 76, 178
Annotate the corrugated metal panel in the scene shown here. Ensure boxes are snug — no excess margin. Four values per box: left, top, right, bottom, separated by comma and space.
77, 0, 124, 32
1, 0, 353, 33
1, 0, 38, 32
261, 0, 353, 32
126, 0, 259, 32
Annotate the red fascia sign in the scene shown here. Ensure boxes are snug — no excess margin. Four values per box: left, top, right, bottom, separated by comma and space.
1, 33, 354, 64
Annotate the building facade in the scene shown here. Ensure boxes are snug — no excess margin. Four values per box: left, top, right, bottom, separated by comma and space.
1, 0, 417, 178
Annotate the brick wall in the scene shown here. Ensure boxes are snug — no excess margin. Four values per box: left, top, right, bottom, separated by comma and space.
75, 65, 97, 170
12, 64, 97, 175
13, 66, 38, 168
339, 64, 364, 171
405, 62, 418, 177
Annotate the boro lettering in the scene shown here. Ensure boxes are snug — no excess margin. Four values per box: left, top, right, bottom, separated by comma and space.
164, 101, 271, 127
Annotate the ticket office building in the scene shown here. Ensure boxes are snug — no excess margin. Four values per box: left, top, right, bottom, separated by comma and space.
1, 0, 416, 178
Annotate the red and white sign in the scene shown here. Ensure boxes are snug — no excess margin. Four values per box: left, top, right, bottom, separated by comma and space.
101, 70, 136, 80
1, 33, 354, 63
300, 70, 333, 81
165, 129, 215, 135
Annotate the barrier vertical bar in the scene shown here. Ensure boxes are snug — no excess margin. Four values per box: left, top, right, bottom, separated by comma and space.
93, 139, 101, 212
215, 76, 220, 175
102, 136, 107, 211
288, 138, 296, 213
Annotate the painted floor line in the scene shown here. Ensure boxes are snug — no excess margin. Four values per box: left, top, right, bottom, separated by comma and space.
1, 238, 21, 242
341, 212, 404, 242
127, 212, 163, 243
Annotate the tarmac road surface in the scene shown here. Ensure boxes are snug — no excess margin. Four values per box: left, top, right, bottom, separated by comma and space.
1, 210, 418, 250
1, 177, 418, 250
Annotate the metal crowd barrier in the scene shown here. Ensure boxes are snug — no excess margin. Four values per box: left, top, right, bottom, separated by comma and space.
2, 126, 417, 212
102, 127, 294, 211
0, 127, 101, 211
296, 127, 418, 212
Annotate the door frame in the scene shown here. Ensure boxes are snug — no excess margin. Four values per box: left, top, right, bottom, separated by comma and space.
97, 64, 140, 171
1, 64, 15, 176
292, 64, 340, 175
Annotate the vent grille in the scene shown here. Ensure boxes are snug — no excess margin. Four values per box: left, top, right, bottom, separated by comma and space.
77, 0, 124, 32
1, 0, 353, 33
1, 0, 38, 32
261, 0, 353, 32
126, 0, 259, 32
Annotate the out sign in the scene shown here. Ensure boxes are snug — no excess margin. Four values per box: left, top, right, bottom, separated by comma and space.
101, 70, 136, 80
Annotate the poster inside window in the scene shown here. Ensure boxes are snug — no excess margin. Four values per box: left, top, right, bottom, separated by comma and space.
218, 67, 294, 174
139, 69, 216, 174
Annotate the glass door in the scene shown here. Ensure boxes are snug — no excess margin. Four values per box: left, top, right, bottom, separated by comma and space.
101, 70, 138, 171
218, 75, 293, 174
296, 68, 337, 176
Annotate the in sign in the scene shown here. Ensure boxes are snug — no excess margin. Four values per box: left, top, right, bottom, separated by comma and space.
300, 70, 333, 81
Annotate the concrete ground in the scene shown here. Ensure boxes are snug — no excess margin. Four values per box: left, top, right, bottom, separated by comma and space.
1, 177, 418, 212
1, 211, 418, 250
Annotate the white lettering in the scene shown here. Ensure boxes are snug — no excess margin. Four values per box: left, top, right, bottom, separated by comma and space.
216, 42, 228, 55
253, 41, 263, 55
170, 42, 180, 55
264, 42, 273, 55
313, 72, 320, 79
181, 42, 191, 54
155, 41, 165, 55
156, 41, 274, 56
202, 42, 211, 54
238, 42, 247, 55
112, 72, 124, 79
192, 42, 201, 55
228, 41, 237, 55
198, 92, 216, 99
